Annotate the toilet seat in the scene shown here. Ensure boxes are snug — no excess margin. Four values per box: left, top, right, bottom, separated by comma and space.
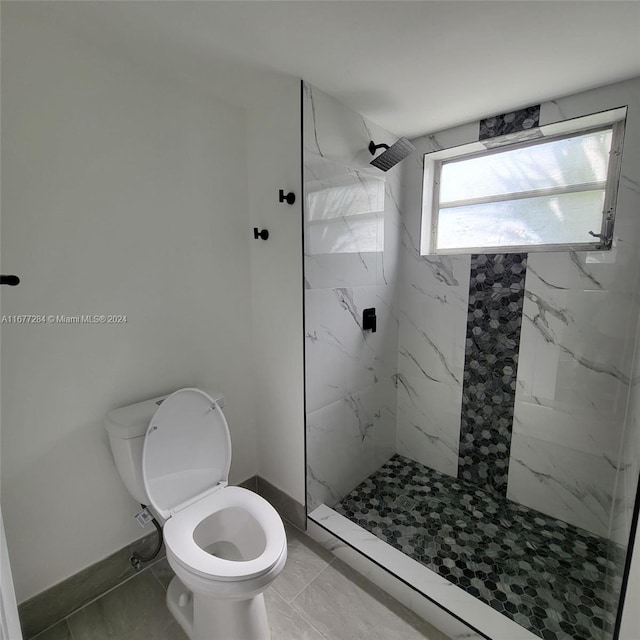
163, 486, 286, 582
141, 388, 286, 586
142, 388, 232, 519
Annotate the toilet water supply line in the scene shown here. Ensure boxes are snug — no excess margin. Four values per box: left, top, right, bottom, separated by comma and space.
129, 504, 164, 571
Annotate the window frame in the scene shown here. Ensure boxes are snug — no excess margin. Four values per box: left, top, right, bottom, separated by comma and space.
420, 107, 627, 255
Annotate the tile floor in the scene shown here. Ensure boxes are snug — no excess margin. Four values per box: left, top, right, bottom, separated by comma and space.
335, 454, 626, 640
30, 522, 449, 640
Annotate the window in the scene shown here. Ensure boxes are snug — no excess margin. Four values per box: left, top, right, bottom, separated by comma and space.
421, 108, 626, 254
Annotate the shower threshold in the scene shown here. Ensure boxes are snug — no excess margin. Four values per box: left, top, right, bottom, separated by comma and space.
309, 454, 624, 640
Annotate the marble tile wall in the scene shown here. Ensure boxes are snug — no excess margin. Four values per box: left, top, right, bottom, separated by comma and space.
304, 78, 640, 640
394, 124, 472, 479
303, 82, 402, 511
506, 81, 640, 542
607, 310, 640, 629
394, 262, 469, 477
305, 76, 640, 553
396, 78, 640, 544
613, 339, 640, 545
507, 251, 636, 537
396, 123, 478, 477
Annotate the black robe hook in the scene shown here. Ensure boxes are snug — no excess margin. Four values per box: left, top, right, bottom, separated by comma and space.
279, 190, 295, 205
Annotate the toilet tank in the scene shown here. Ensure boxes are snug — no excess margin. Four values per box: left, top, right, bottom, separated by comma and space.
104, 392, 225, 505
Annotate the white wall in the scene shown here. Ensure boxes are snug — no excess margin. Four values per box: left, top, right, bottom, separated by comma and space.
1, 8, 257, 602
246, 84, 305, 505
0, 7, 23, 635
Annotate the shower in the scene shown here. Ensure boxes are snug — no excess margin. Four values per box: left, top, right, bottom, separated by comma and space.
303, 80, 640, 640
368, 137, 415, 171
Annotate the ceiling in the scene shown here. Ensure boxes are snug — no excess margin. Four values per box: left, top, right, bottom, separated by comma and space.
6, 1, 640, 138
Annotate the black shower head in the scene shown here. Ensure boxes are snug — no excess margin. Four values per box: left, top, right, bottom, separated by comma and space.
369, 138, 415, 171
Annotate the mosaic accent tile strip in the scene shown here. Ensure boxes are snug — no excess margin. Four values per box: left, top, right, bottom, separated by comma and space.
479, 105, 540, 140
335, 454, 625, 640
458, 253, 526, 495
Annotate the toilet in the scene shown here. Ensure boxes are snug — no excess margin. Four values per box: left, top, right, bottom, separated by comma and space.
105, 388, 287, 640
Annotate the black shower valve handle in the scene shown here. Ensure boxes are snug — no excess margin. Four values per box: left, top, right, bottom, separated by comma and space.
253, 227, 269, 241
363, 307, 377, 333
278, 189, 296, 205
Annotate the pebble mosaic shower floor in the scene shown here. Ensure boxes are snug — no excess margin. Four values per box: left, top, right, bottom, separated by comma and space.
334, 454, 626, 640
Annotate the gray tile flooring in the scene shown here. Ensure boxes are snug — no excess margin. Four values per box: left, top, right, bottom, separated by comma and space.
31, 522, 449, 640
335, 454, 626, 640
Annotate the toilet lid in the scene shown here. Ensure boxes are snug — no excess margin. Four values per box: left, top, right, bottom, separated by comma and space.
142, 388, 231, 519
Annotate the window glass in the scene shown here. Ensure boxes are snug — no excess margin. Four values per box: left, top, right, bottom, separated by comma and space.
439, 130, 612, 204
437, 190, 605, 250
422, 113, 625, 255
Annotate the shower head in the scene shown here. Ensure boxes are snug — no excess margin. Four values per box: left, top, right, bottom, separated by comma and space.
369, 138, 415, 171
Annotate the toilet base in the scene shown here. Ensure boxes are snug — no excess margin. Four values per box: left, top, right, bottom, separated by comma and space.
167, 576, 194, 638
166, 575, 271, 640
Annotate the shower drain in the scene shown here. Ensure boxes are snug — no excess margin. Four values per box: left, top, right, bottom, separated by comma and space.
392, 495, 418, 510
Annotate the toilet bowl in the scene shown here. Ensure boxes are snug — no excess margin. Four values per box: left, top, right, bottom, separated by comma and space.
105, 388, 287, 640
164, 486, 287, 640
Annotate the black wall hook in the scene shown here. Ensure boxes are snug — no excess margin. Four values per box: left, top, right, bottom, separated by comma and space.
279, 189, 296, 205
253, 228, 269, 241
0, 275, 20, 286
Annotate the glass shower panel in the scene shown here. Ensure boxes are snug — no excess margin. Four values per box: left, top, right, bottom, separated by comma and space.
306, 172, 385, 255
303, 79, 640, 640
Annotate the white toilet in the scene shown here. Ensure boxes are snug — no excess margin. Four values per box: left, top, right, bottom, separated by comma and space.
105, 388, 287, 640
